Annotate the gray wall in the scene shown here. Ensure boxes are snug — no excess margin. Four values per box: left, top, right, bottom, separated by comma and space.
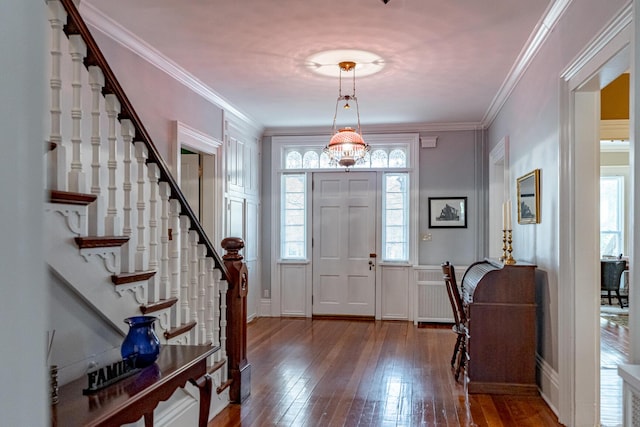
418, 130, 483, 265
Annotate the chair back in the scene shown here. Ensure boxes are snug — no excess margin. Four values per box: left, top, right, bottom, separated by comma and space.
442, 261, 466, 326
601, 260, 626, 291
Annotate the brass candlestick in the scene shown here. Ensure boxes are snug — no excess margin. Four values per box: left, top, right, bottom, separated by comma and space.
504, 229, 516, 265
500, 230, 508, 262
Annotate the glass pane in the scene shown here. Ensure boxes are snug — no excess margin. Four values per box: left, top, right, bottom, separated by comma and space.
285, 151, 302, 169
385, 243, 405, 261
385, 226, 405, 242
389, 149, 406, 167
303, 151, 319, 168
371, 150, 388, 167
285, 209, 305, 225
319, 152, 333, 168
285, 193, 304, 209
283, 175, 305, 192
284, 242, 305, 258
385, 193, 404, 209
386, 210, 404, 226
285, 225, 305, 241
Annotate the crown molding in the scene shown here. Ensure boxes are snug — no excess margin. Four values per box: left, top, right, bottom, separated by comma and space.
79, 2, 263, 134
263, 121, 483, 137
482, 0, 572, 128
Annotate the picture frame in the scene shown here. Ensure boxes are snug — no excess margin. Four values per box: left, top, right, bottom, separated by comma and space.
428, 197, 467, 228
517, 169, 541, 224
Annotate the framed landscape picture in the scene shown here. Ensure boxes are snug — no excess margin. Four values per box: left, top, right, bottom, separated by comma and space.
517, 169, 540, 224
428, 197, 467, 228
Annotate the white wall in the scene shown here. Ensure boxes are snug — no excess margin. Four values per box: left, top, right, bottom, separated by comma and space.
0, 1, 48, 425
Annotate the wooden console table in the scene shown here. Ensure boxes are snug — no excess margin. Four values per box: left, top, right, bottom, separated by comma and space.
52, 345, 217, 427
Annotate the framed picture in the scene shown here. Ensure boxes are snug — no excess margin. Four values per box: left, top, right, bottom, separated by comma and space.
428, 197, 467, 228
517, 169, 540, 224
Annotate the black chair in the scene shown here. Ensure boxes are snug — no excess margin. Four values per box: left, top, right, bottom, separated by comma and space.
441, 261, 467, 382
601, 260, 627, 308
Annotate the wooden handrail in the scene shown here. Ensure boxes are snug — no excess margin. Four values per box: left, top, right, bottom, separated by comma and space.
59, 0, 228, 281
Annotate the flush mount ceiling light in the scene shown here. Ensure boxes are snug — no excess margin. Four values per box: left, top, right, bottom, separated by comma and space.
323, 61, 370, 169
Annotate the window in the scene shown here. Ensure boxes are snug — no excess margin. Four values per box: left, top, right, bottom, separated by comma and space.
281, 174, 306, 259
383, 173, 409, 261
600, 175, 624, 257
283, 147, 407, 170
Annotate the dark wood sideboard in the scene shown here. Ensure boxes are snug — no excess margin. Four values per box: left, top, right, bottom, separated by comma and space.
51, 345, 217, 427
461, 259, 537, 395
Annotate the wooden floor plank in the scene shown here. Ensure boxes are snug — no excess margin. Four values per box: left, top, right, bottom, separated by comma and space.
209, 318, 561, 427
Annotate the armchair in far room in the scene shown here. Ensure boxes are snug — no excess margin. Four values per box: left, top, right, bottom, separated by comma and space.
601, 259, 628, 308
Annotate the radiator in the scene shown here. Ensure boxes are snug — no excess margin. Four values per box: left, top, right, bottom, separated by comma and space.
413, 265, 466, 324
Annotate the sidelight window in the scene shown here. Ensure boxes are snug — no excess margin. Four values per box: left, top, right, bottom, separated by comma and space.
281, 174, 306, 259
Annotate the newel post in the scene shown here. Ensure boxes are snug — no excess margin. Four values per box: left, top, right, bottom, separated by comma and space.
221, 237, 251, 403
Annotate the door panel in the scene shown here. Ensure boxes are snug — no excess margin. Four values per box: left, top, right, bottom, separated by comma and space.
313, 172, 376, 316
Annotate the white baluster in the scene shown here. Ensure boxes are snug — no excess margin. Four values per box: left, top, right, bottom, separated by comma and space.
87, 66, 105, 236
120, 120, 135, 273
212, 268, 222, 361
219, 280, 229, 367
189, 231, 199, 336
179, 216, 191, 325
67, 35, 86, 193
134, 141, 148, 271
147, 163, 160, 301
104, 94, 121, 236
198, 244, 207, 344
47, 0, 67, 191
206, 258, 216, 346
159, 182, 171, 300
169, 200, 182, 328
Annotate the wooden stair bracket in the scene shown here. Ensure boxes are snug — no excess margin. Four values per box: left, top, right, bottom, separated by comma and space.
221, 237, 251, 403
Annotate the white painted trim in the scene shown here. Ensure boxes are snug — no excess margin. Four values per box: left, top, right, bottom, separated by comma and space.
174, 121, 225, 250
557, 9, 632, 424
536, 353, 561, 418
482, 0, 572, 127
265, 122, 481, 136
420, 136, 437, 148
259, 298, 272, 317
79, 2, 262, 133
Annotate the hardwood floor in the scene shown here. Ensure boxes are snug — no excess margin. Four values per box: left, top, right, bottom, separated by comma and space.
209, 318, 561, 426
600, 312, 629, 427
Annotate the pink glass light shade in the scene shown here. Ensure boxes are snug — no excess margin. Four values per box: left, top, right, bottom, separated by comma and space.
324, 127, 370, 167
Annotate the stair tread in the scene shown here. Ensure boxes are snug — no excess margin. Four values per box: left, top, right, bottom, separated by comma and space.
112, 270, 156, 285
140, 297, 178, 314
164, 321, 197, 340
74, 236, 129, 249
49, 190, 97, 206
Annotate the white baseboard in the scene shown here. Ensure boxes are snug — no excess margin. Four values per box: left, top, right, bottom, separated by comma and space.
536, 353, 560, 418
260, 298, 272, 317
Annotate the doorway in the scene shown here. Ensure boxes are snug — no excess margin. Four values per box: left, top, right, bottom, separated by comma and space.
559, 28, 631, 425
312, 171, 377, 317
174, 122, 224, 246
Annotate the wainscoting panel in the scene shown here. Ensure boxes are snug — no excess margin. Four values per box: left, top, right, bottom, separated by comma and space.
381, 265, 410, 320
280, 264, 308, 316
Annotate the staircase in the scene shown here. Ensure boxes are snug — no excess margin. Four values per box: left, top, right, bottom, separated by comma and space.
43, 0, 249, 423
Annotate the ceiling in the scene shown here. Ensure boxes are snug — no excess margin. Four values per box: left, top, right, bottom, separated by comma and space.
81, 0, 553, 131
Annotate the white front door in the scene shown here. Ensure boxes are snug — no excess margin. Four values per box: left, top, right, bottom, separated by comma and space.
312, 172, 377, 316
